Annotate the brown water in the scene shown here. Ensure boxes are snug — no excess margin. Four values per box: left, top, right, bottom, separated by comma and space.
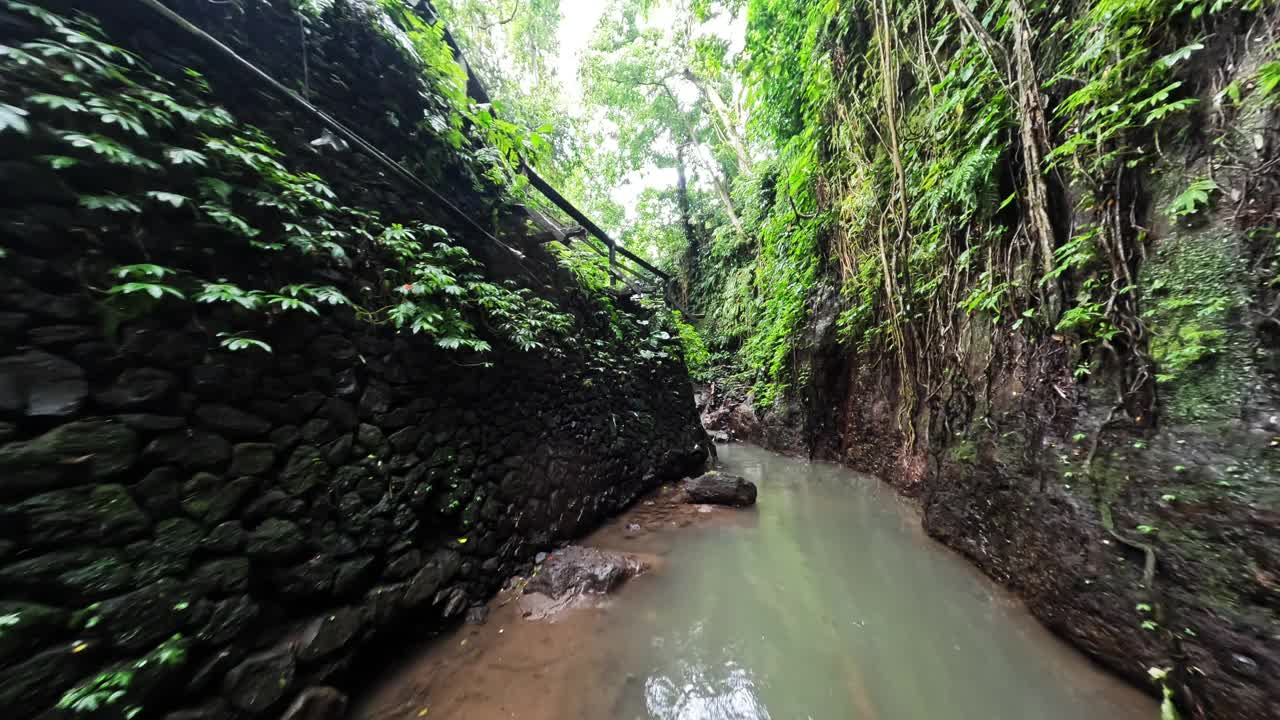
358, 443, 1157, 720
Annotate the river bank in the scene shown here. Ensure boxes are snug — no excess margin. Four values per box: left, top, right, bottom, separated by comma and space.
354, 444, 1156, 720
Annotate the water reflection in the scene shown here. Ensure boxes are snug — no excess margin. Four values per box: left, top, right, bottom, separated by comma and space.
609, 444, 1155, 720
644, 656, 771, 720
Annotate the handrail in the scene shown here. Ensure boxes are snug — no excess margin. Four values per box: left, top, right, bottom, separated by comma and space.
414, 0, 672, 284
130, 0, 673, 292
129, 0, 532, 268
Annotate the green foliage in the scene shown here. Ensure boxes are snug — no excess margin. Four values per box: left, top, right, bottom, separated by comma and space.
1167, 178, 1219, 219
3, 3, 574, 357
57, 633, 187, 717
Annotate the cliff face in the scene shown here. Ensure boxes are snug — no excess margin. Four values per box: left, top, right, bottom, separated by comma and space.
700, 2, 1280, 718
0, 2, 710, 719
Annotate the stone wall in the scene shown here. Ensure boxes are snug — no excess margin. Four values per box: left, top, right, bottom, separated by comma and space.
0, 2, 711, 719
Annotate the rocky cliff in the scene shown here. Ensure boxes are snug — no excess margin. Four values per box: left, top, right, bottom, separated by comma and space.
0, 2, 710, 718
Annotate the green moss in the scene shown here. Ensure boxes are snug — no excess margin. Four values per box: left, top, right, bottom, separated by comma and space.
948, 439, 977, 464
1140, 230, 1250, 423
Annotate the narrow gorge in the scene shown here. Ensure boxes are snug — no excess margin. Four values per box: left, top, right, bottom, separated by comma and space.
0, 1, 1277, 720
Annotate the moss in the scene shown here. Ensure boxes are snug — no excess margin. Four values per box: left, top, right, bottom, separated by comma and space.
948, 439, 977, 464
1140, 229, 1251, 423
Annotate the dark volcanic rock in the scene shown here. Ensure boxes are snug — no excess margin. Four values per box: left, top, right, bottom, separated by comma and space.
0, 349, 87, 418
523, 545, 644, 598
223, 646, 296, 713
0, 419, 138, 499
683, 471, 757, 506
16, 483, 151, 547
196, 405, 272, 439
280, 686, 348, 720
95, 367, 179, 410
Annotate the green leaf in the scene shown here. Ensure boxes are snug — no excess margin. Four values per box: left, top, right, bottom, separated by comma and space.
114, 264, 174, 279
164, 147, 207, 167
1157, 42, 1203, 68
38, 154, 78, 169
79, 194, 141, 213
0, 103, 30, 134
1167, 178, 1218, 219
108, 282, 184, 300
145, 191, 188, 208
28, 93, 88, 113
217, 333, 272, 353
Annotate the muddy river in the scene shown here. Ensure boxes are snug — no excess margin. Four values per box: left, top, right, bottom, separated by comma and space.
357, 443, 1157, 720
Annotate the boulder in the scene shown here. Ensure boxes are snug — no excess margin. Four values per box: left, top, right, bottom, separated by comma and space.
223, 646, 296, 713
247, 518, 306, 562
16, 483, 151, 547
0, 349, 87, 418
683, 471, 757, 506
229, 442, 276, 476
195, 405, 271, 439
95, 367, 179, 410
280, 687, 348, 720
523, 545, 643, 598
144, 430, 231, 471
0, 419, 138, 499
296, 607, 362, 661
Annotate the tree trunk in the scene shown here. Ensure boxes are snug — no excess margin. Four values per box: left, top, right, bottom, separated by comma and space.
682, 68, 751, 173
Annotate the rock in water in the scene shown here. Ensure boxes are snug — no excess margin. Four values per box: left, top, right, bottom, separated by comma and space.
684, 471, 757, 506
524, 546, 643, 598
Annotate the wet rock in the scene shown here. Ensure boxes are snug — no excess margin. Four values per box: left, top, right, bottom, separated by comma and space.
191, 557, 251, 595
0, 548, 132, 598
145, 429, 231, 471
325, 435, 353, 465
359, 384, 392, 417
229, 442, 276, 476
356, 422, 388, 457
117, 413, 186, 432
437, 586, 469, 617
247, 518, 307, 562
272, 556, 336, 598
402, 549, 462, 607
196, 404, 272, 439
523, 545, 644, 598
0, 641, 98, 717
188, 647, 244, 694
282, 445, 330, 495
135, 466, 183, 516
0, 419, 138, 499
163, 699, 233, 720
333, 555, 376, 596
0, 349, 87, 418
16, 483, 151, 547
224, 646, 296, 713
280, 686, 348, 720
0, 601, 69, 665
465, 605, 489, 625
154, 517, 205, 562
198, 595, 259, 645
95, 367, 179, 410
203, 521, 247, 552
1230, 653, 1260, 678
93, 579, 191, 651
182, 472, 255, 524
384, 549, 422, 580
325, 398, 357, 431
683, 471, 757, 506
290, 390, 327, 417
296, 607, 362, 661
384, 422, 419, 450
